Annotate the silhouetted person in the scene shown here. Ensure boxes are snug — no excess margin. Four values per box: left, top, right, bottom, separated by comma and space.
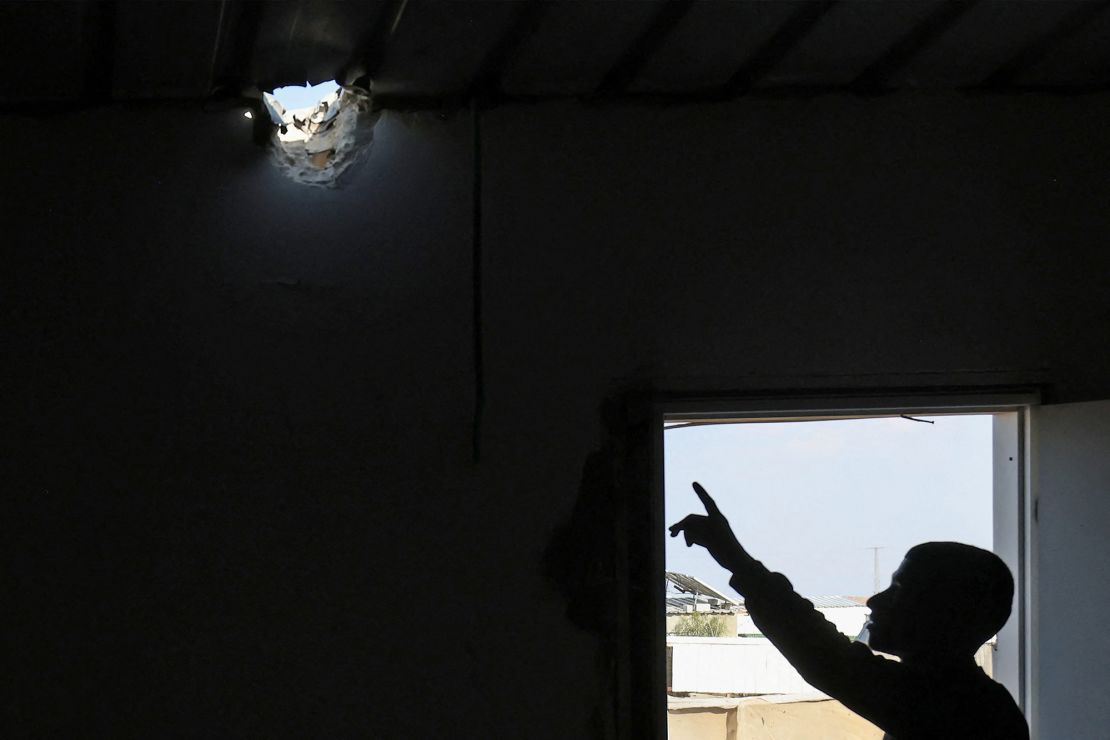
670, 482, 1029, 740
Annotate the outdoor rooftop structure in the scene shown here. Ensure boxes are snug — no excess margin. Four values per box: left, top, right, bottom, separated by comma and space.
666, 595, 712, 612
5, 3, 1110, 739
666, 572, 739, 605
804, 595, 870, 609
666, 572, 865, 612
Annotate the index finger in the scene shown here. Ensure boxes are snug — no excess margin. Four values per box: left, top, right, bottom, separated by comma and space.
692, 482, 722, 517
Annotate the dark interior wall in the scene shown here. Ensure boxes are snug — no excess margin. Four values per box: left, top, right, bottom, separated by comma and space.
483, 94, 1110, 403
5, 93, 1110, 737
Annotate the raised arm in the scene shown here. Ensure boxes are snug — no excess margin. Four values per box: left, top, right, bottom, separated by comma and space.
668, 482, 766, 590
670, 483, 907, 729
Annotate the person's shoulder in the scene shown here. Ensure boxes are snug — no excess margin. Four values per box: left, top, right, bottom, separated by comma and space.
978, 676, 1029, 739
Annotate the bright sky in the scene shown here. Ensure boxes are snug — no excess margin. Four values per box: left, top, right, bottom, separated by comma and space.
271, 80, 339, 110
664, 415, 993, 599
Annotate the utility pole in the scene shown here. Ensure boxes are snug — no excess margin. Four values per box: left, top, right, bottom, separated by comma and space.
866, 547, 886, 593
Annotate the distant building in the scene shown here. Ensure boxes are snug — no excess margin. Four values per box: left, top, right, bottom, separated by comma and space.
666, 572, 870, 639
665, 572, 740, 636
736, 595, 869, 638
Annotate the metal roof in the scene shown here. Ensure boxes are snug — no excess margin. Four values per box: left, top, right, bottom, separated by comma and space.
4, 1, 1110, 110
666, 594, 739, 612
666, 571, 738, 605
666, 595, 726, 611
805, 595, 869, 609
667, 592, 866, 612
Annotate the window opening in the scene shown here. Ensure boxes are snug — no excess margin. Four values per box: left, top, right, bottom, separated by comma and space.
662, 411, 1019, 739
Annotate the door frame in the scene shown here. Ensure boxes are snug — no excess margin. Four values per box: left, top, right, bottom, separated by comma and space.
631, 388, 1040, 739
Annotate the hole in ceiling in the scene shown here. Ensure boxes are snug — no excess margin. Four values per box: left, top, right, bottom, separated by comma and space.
260, 80, 377, 187
270, 80, 340, 111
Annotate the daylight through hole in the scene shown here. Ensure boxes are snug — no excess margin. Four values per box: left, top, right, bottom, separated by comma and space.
259, 80, 376, 186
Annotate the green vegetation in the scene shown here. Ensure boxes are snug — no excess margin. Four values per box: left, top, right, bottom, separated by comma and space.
672, 611, 728, 637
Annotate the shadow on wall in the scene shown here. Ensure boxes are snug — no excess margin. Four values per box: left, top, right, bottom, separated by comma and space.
543, 396, 632, 737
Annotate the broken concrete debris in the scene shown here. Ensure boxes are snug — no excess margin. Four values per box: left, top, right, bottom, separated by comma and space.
261, 86, 376, 186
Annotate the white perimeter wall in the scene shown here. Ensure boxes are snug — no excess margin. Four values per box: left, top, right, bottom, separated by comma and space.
737, 606, 867, 638
669, 637, 825, 695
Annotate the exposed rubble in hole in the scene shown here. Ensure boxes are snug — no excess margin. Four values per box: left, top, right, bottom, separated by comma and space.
261, 86, 377, 186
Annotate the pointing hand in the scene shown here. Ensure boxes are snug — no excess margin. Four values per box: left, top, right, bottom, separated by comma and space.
669, 482, 743, 571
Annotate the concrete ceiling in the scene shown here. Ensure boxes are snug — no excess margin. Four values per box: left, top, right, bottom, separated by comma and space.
3, 0, 1110, 109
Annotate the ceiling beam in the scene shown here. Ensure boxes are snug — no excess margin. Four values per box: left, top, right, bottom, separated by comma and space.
342, 0, 410, 86
979, 0, 1110, 89
80, 0, 118, 102
470, 0, 551, 98
209, 0, 264, 93
850, 0, 979, 92
720, 0, 837, 98
594, 0, 697, 97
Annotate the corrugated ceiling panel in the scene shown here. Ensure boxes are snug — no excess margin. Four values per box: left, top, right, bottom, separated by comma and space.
112, 2, 223, 99
761, 0, 944, 88
0, 3, 87, 102
1014, 5, 1110, 87
632, 0, 803, 93
371, 0, 519, 96
891, 0, 1085, 87
249, 1, 380, 90
501, 0, 665, 95
3, 0, 1110, 103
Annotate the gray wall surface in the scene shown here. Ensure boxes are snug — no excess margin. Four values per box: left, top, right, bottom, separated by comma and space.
5, 93, 1110, 737
1032, 400, 1110, 740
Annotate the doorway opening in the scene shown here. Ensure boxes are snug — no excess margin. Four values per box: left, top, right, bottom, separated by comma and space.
654, 394, 1032, 739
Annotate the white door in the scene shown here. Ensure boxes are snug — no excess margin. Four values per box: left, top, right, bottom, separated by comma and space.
1031, 400, 1110, 740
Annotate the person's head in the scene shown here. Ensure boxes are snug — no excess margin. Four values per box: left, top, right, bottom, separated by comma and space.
865, 542, 1014, 660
